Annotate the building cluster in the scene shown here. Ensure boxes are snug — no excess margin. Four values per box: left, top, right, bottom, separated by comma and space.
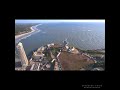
32, 46, 45, 60
15, 42, 61, 71
15, 39, 100, 71
62, 39, 79, 54
15, 40, 81, 71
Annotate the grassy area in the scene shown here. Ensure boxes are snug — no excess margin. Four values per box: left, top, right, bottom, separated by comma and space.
50, 47, 60, 56
45, 54, 52, 61
43, 50, 52, 60
83, 50, 104, 54
86, 61, 105, 70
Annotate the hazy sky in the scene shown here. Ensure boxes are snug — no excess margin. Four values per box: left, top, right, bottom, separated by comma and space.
15, 20, 105, 23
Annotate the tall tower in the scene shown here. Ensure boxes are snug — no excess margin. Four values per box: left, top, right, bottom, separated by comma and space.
16, 42, 28, 67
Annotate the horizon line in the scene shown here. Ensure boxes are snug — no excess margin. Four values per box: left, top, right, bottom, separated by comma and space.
15, 20, 105, 23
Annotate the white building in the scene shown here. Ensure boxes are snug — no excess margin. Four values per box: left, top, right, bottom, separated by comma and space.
37, 46, 45, 52
54, 61, 59, 70
46, 64, 51, 68
33, 51, 44, 60
51, 59, 56, 63
71, 47, 75, 51
16, 42, 28, 67
65, 45, 69, 50
47, 43, 54, 48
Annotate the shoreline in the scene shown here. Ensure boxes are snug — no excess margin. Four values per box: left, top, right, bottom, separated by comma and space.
15, 27, 35, 39
15, 24, 41, 39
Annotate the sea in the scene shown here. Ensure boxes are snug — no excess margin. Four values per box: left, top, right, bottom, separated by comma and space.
15, 22, 105, 62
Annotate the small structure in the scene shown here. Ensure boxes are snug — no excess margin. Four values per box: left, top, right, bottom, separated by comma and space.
71, 47, 75, 51
68, 47, 79, 54
47, 43, 54, 48
54, 61, 59, 70
92, 67, 104, 71
46, 64, 51, 68
51, 59, 56, 63
65, 45, 69, 49
30, 63, 35, 70
33, 51, 44, 60
32, 46, 45, 60
37, 46, 45, 52
63, 39, 69, 47
94, 60, 97, 63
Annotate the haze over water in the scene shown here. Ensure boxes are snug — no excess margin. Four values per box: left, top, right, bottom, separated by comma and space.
15, 22, 105, 61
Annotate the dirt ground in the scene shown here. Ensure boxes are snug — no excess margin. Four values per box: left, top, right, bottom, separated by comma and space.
58, 52, 94, 70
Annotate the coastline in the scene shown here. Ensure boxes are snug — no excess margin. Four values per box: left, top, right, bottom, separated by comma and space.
15, 26, 35, 39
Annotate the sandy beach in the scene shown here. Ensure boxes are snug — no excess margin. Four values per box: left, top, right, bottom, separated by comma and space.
15, 26, 35, 39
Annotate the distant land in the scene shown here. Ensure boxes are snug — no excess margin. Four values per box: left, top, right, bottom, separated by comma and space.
15, 23, 39, 35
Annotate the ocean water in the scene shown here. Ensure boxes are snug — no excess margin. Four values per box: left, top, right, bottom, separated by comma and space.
15, 22, 105, 61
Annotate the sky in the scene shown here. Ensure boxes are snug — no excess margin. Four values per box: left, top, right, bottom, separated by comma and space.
15, 19, 105, 23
